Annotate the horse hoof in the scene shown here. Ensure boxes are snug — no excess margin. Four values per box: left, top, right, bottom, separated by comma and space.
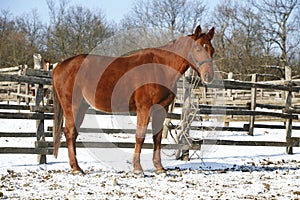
155, 169, 166, 175
72, 169, 85, 175
133, 169, 144, 177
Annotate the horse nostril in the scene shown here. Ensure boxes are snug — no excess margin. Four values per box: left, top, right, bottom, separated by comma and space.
204, 73, 210, 82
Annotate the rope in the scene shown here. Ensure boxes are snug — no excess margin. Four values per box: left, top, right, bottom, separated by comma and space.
163, 70, 218, 159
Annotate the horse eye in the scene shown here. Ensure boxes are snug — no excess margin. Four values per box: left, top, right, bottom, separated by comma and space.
203, 44, 207, 48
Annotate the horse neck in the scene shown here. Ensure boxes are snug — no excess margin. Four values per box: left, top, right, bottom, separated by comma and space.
159, 36, 193, 75
160, 36, 193, 58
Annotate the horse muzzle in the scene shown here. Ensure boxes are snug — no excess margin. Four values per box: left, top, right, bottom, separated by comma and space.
202, 72, 214, 83
204, 72, 212, 83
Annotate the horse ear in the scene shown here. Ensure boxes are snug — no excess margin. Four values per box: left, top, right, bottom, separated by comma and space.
194, 25, 202, 38
207, 27, 215, 40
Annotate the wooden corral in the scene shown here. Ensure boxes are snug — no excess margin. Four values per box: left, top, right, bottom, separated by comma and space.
0, 65, 25, 102
0, 63, 300, 164
170, 68, 300, 160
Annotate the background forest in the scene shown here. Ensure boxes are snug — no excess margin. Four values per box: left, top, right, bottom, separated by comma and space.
1, 0, 299, 80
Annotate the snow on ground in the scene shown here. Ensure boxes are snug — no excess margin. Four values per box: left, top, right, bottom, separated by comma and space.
0, 116, 300, 199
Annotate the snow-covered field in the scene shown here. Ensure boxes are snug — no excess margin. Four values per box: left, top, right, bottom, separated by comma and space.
1, 116, 300, 199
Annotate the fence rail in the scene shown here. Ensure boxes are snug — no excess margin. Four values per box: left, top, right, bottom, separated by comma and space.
0, 64, 300, 164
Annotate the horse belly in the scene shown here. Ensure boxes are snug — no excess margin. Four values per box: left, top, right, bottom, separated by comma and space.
82, 85, 136, 113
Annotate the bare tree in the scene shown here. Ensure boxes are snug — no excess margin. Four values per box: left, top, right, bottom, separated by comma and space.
211, 0, 299, 80
0, 9, 43, 67
46, 0, 113, 61
121, 0, 207, 38
0, 10, 20, 67
252, 0, 299, 70
212, 0, 266, 79
16, 9, 44, 65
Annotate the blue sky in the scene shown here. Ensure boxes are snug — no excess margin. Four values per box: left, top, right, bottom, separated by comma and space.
1, 0, 219, 24
1, 0, 135, 23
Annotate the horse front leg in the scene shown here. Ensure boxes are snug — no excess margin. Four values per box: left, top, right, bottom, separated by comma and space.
151, 106, 167, 174
133, 108, 150, 175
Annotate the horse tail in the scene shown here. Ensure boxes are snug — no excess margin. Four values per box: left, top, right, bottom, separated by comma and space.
52, 73, 64, 158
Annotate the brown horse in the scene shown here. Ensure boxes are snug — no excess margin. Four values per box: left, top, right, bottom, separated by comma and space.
43, 59, 51, 70
52, 25, 215, 174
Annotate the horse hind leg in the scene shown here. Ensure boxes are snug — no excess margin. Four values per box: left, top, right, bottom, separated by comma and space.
133, 107, 150, 175
64, 122, 82, 174
151, 105, 168, 174
64, 98, 89, 174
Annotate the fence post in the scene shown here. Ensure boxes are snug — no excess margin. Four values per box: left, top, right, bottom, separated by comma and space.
17, 65, 23, 105
285, 66, 293, 154
33, 54, 47, 163
227, 72, 233, 97
248, 74, 257, 136
36, 83, 46, 164
224, 72, 233, 127
24, 65, 30, 105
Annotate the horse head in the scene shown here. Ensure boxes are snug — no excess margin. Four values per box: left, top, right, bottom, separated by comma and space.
191, 25, 215, 57
43, 59, 51, 71
189, 25, 215, 83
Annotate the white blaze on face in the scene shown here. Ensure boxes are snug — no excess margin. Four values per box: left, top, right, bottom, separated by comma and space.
46, 62, 50, 70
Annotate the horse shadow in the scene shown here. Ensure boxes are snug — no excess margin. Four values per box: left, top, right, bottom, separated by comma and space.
166, 152, 300, 173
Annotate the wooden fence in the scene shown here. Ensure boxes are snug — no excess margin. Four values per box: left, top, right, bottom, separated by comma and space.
0, 65, 24, 103
0, 65, 300, 164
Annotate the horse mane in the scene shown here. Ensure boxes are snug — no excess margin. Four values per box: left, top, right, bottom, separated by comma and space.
121, 39, 177, 57
121, 32, 206, 57
121, 49, 143, 57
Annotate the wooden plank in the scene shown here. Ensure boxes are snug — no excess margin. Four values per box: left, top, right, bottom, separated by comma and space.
0, 104, 31, 110
76, 127, 148, 134
79, 128, 151, 134
197, 109, 298, 119
195, 138, 300, 147
165, 122, 246, 132
204, 79, 300, 92
175, 103, 249, 110
284, 108, 300, 114
191, 126, 246, 132
0, 112, 53, 120
254, 103, 285, 110
0, 74, 52, 85
0, 83, 19, 88
0, 132, 52, 137
2, 138, 299, 155
25, 68, 52, 78
10, 92, 35, 99
38, 137, 300, 151
225, 116, 291, 123
48, 126, 246, 133
30, 106, 54, 113
38, 141, 190, 150
243, 124, 300, 130
0, 66, 21, 73
0, 147, 49, 154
